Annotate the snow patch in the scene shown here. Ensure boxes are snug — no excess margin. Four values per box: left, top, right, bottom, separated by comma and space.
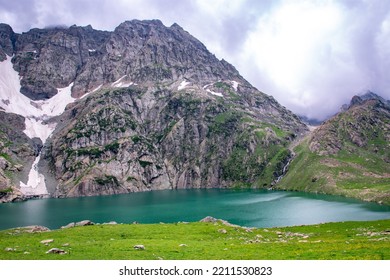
0, 56, 76, 142
23, 117, 57, 143
88, 49, 96, 52
19, 154, 48, 196
178, 80, 190, 90
111, 75, 134, 88
91, 84, 103, 93
203, 83, 213, 89
231, 81, 239, 91
206, 89, 223, 97
77, 84, 103, 100
87, 84, 103, 94
35, 83, 75, 118
21, 83, 75, 143
0, 56, 79, 194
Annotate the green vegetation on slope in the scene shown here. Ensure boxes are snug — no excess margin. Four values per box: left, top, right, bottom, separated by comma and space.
1, 219, 389, 260
49, 86, 304, 197
277, 99, 390, 205
277, 137, 390, 205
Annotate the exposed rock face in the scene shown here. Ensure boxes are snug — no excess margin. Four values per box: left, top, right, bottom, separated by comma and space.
1, 20, 308, 198
3, 20, 243, 100
341, 91, 390, 112
310, 97, 390, 156
0, 23, 15, 61
44, 81, 306, 197
0, 111, 38, 201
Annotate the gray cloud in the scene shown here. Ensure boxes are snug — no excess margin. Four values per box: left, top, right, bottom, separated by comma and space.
1, 0, 389, 120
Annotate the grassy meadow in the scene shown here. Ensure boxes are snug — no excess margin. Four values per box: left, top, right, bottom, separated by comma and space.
277, 138, 390, 205
1, 219, 389, 260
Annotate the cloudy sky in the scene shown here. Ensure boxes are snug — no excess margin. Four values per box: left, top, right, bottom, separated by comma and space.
1, 0, 389, 120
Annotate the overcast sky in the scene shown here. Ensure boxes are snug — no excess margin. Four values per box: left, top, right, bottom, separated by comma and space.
1, 0, 389, 120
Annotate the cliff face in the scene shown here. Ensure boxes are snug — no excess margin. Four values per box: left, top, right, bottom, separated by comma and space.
0, 111, 39, 202
0, 20, 308, 198
1, 20, 242, 100
44, 82, 306, 197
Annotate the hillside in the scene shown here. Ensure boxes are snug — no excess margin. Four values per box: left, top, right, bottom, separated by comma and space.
277, 95, 390, 204
0, 20, 307, 200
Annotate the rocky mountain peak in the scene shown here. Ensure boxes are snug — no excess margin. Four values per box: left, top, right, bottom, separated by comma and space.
341, 91, 390, 111
2, 20, 245, 101
170, 22, 184, 30
0, 23, 15, 60
310, 92, 390, 156
349, 95, 363, 107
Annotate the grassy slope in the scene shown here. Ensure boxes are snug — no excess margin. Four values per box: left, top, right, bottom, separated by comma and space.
1, 219, 389, 260
277, 98, 390, 205
277, 136, 390, 205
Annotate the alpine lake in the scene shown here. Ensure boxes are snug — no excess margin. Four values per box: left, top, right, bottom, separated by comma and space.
1, 189, 389, 230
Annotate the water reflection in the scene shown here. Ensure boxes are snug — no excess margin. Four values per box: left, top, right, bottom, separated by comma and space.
0, 189, 389, 230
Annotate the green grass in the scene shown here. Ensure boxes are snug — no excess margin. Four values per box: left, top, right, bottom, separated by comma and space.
0, 153, 12, 163
0, 187, 13, 194
277, 138, 390, 205
1, 219, 389, 260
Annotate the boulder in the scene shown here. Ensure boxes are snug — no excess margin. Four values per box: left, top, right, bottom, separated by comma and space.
16, 225, 50, 233
103, 221, 117, 225
40, 239, 54, 245
46, 248, 67, 254
75, 220, 94, 226
133, 245, 145, 250
200, 216, 235, 227
5, 247, 15, 252
199, 216, 218, 223
61, 220, 94, 228
61, 222, 75, 229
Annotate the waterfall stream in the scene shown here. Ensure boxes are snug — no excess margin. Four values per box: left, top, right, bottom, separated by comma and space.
275, 153, 293, 183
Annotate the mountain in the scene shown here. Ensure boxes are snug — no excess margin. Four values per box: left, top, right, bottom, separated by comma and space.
341, 91, 390, 112
277, 94, 390, 204
297, 115, 323, 126
0, 20, 307, 201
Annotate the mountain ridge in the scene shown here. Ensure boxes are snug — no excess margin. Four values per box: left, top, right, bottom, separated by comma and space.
0, 20, 246, 100
0, 20, 307, 201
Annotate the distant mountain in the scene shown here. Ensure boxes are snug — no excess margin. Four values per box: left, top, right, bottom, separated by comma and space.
340, 91, 390, 111
0, 20, 307, 201
297, 115, 324, 126
277, 94, 390, 204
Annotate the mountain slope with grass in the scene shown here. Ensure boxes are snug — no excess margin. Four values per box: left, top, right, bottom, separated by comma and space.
277, 94, 390, 204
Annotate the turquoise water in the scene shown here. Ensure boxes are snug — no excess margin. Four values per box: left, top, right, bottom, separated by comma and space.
0, 189, 389, 230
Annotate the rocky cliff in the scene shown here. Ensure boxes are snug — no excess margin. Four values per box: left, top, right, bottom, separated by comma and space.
0, 20, 308, 199
277, 94, 390, 204
0, 20, 243, 100
0, 111, 39, 202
